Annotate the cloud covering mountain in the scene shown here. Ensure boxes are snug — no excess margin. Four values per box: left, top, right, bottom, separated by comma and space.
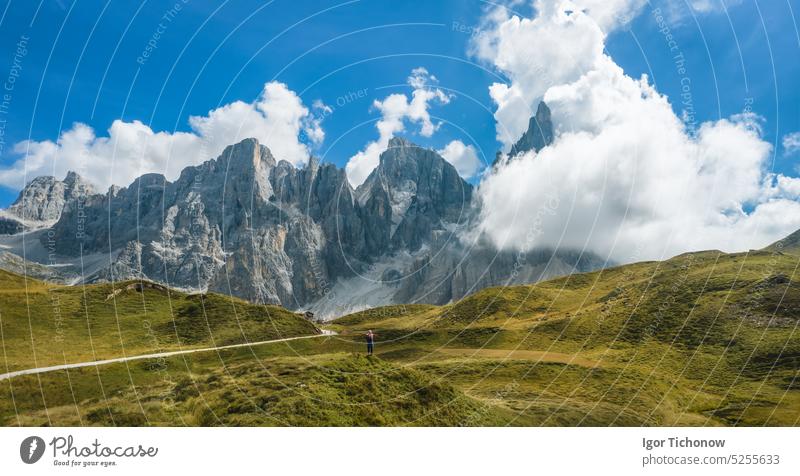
471, 0, 800, 262
0, 136, 603, 319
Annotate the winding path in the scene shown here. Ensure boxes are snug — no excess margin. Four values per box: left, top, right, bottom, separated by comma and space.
0, 332, 334, 382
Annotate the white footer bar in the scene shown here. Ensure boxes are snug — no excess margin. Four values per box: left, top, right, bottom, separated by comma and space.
0, 427, 797, 475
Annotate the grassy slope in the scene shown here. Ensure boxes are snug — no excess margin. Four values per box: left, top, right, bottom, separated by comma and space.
1, 346, 503, 427
1, 246, 799, 426
0, 271, 496, 427
328, 249, 800, 426
0, 270, 320, 372
765, 229, 800, 254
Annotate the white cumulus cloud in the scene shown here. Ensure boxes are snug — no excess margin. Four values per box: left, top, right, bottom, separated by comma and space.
0, 81, 325, 191
783, 131, 800, 156
345, 68, 452, 187
438, 140, 482, 179
471, 0, 632, 150
471, 0, 800, 262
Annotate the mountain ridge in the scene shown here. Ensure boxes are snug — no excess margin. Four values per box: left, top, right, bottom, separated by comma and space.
0, 128, 602, 318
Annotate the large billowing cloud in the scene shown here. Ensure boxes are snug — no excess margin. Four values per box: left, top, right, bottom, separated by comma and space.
471, 0, 800, 261
471, 0, 645, 150
345, 68, 452, 187
0, 81, 324, 191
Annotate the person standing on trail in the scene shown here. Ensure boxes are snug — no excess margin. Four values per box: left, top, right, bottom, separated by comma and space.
365, 330, 375, 356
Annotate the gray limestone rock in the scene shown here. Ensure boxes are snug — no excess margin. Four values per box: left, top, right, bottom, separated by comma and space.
0, 132, 605, 319
6, 171, 95, 224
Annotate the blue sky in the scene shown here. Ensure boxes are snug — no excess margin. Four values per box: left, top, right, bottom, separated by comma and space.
0, 0, 797, 208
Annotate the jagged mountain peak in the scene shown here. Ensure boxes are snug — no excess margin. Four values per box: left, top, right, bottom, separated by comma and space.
375, 136, 428, 174
359, 137, 446, 195
356, 137, 473, 202
510, 100, 554, 157
217, 137, 277, 171
535, 100, 551, 120
0, 134, 601, 319
63, 170, 90, 187
387, 135, 413, 149
375, 137, 442, 170
130, 172, 169, 188
353, 136, 474, 251
26, 175, 59, 186
306, 155, 321, 172
4, 170, 96, 224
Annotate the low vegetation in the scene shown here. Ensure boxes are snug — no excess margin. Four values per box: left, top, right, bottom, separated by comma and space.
0, 271, 319, 372
1, 243, 799, 426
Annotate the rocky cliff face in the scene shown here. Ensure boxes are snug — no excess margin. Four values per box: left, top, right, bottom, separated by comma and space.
356, 137, 473, 251
0, 124, 603, 319
6, 171, 95, 223
0, 214, 24, 234
508, 101, 554, 158
49, 138, 356, 306
0, 171, 95, 234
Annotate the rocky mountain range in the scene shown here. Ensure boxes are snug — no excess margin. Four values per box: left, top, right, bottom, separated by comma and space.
0, 103, 604, 318
0, 171, 95, 233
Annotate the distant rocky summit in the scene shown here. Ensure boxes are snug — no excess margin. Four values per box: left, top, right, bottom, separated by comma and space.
0, 106, 604, 319
3, 171, 95, 226
511, 101, 554, 157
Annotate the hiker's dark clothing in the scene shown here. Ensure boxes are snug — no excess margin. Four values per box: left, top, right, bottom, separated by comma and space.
366, 333, 374, 355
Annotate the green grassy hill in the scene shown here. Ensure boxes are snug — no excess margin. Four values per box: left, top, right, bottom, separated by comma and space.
2, 350, 502, 426
765, 228, 800, 255
0, 270, 320, 372
328, 248, 800, 426
1, 239, 799, 426
0, 271, 496, 427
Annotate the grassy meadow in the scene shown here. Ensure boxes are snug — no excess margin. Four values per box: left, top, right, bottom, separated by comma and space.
0, 269, 320, 372
1, 244, 799, 426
